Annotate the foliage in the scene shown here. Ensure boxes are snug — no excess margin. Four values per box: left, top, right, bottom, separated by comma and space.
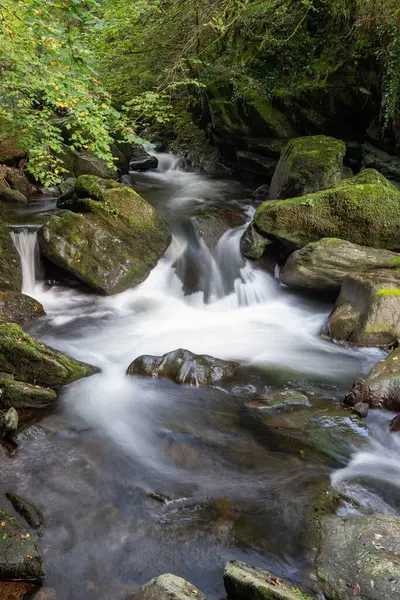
0, 0, 127, 185
95, 0, 400, 131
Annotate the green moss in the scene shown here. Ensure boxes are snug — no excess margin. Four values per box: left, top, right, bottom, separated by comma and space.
375, 288, 400, 297
0, 378, 56, 408
251, 95, 296, 138
254, 176, 400, 250
0, 322, 97, 387
75, 174, 119, 201
389, 257, 400, 267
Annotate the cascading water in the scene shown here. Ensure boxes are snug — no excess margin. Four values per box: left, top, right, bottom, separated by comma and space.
10, 227, 41, 295
2, 152, 398, 600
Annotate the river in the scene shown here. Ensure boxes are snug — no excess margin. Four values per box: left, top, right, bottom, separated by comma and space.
1, 155, 399, 599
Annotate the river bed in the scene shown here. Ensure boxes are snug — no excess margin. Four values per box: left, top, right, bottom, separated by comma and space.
1, 156, 399, 599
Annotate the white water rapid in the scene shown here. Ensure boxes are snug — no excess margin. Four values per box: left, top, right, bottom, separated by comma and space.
10, 227, 41, 295
14, 156, 381, 472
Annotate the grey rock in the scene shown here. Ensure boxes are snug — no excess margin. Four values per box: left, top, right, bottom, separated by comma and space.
323, 269, 400, 346
353, 402, 369, 418
280, 239, 400, 295
316, 515, 400, 600
5, 493, 44, 529
127, 348, 239, 386
127, 573, 206, 600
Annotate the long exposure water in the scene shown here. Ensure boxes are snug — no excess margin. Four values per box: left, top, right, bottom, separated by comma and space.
2, 155, 399, 599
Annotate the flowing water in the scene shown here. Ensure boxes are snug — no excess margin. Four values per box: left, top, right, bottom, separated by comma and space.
2, 156, 399, 599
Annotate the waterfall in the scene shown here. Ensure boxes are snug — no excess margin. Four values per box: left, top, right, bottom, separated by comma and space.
10, 228, 41, 295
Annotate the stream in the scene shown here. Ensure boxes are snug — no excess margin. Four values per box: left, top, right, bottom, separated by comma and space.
1, 155, 399, 599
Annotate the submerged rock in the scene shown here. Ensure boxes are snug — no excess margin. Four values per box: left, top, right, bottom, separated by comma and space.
0, 221, 22, 292
5, 494, 44, 530
127, 573, 206, 600
0, 323, 97, 387
0, 508, 44, 580
280, 239, 400, 295
269, 135, 345, 200
40, 175, 171, 295
316, 515, 400, 600
345, 348, 400, 411
224, 560, 313, 600
323, 269, 400, 346
127, 348, 239, 386
242, 170, 400, 259
0, 291, 45, 324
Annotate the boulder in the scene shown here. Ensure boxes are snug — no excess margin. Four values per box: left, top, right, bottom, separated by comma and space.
224, 560, 314, 600
240, 223, 273, 260
1, 166, 38, 198
269, 135, 345, 200
316, 515, 400, 600
58, 177, 76, 202
243, 170, 400, 259
0, 291, 45, 324
0, 323, 97, 387
129, 149, 158, 171
40, 176, 171, 295
0, 407, 18, 439
0, 221, 22, 292
59, 145, 118, 180
0, 379, 56, 409
362, 142, 400, 182
0, 182, 28, 204
5, 494, 44, 530
323, 269, 400, 346
127, 348, 239, 386
0, 508, 44, 580
345, 348, 400, 411
127, 573, 206, 600
280, 239, 400, 295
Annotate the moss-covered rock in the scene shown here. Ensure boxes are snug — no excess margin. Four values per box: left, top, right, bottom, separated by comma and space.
269, 135, 346, 200
323, 269, 400, 346
0, 182, 28, 204
0, 291, 45, 324
281, 239, 400, 295
0, 508, 44, 580
243, 170, 400, 258
0, 323, 97, 387
0, 407, 18, 438
127, 348, 239, 386
345, 348, 400, 411
58, 177, 76, 202
316, 515, 400, 600
40, 176, 171, 295
127, 573, 206, 600
0, 378, 56, 409
224, 560, 314, 600
0, 222, 22, 292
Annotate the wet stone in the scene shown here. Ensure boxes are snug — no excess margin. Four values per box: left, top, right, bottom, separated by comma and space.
0, 509, 44, 580
127, 573, 206, 600
6, 494, 44, 530
353, 402, 369, 418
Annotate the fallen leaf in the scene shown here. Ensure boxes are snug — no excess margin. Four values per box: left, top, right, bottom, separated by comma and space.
353, 583, 361, 595
374, 533, 383, 540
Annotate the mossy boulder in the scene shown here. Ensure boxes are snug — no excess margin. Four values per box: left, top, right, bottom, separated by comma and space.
0, 508, 43, 580
269, 135, 346, 200
0, 182, 28, 204
280, 239, 400, 295
40, 176, 170, 295
0, 323, 97, 387
127, 348, 239, 386
127, 573, 206, 600
243, 170, 400, 259
224, 560, 314, 600
0, 291, 45, 324
345, 348, 400, 411
0, 222, 22, 292
316, 515, 400, 600
58, 177, 76, 202
323, 269, 400, 346
0, 378, 56, 409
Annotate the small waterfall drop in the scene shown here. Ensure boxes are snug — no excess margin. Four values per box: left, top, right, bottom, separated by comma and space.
10, 228, 41, 295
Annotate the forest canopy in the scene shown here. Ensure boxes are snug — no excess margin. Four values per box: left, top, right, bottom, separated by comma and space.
0, 0, 399, 184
